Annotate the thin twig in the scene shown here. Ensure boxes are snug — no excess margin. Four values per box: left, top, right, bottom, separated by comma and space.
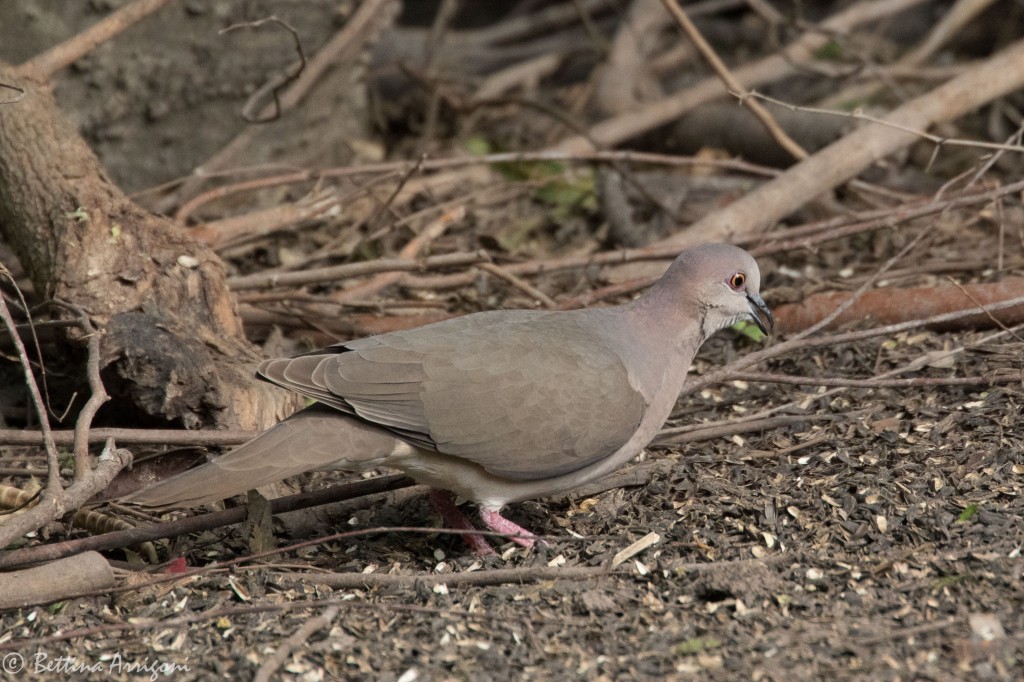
684, 297, 1024, 398
253, 606, 339, 682
276, 565, 618, 590
0, 427, 258, 448
749, 90, 1024, 155
0, 269, 61, 501
729, 371, 1021, 389
945, 277, 1024, 343
0, 475, 415, 569
175, 171, 312, 224
658, 0, 807, 160
679, 321, 1024, 438
0, 440, 132, 549
364, 155, 427, 236
655, 412, 850, 444
398, 180, 1024, 293
170, 150, 778, 223
477, 263, 559, 309
787, 229, 928, 345
220, 16, 307, 123
553, 0, 928, 153
17, 0, 173, 78
162, 0, 399, 211
50, 301, 109, 482
228, 250, 491, 291
332, 206, 466, 303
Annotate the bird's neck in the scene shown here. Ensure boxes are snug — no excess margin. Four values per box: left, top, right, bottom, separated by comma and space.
628, 283, 704, 352
620, 291, 703, 397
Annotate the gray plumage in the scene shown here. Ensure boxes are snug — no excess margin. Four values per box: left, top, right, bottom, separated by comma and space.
125, 243, 772, 546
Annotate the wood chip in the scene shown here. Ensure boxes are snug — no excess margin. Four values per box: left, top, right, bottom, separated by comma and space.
612, 532, 661, 567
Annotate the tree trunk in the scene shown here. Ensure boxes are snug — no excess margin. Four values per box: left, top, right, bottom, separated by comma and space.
0, 65, 295, 429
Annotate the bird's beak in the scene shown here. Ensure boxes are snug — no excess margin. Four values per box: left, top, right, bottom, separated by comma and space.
746, 292, 774, 336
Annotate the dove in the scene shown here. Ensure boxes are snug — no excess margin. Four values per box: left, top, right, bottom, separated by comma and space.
125, 243, 772, 554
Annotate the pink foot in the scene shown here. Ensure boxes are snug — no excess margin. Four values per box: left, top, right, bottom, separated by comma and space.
428, 490, 496, 556
479, 507, 539, 549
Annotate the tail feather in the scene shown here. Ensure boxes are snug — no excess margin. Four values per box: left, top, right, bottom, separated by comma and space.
123, 406, 402, 508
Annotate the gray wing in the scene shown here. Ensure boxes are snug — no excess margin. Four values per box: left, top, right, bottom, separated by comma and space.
259, 311, 647, 481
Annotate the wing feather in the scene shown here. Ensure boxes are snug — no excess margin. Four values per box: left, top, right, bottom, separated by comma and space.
257, 310, 647, 480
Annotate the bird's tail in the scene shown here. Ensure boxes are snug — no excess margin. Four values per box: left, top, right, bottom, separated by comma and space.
122, 406, 401, 508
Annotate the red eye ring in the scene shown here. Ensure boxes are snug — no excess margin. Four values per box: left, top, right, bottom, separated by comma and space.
728, 272, 747, 290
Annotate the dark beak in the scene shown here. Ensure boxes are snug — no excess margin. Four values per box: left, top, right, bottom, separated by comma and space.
746, 292, 774, 336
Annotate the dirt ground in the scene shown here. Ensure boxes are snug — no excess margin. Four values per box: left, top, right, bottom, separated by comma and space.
1, 2, 1023, 680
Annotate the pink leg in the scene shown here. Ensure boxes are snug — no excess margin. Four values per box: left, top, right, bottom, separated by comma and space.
428, 490, 496, 556
479, 507, 538, 549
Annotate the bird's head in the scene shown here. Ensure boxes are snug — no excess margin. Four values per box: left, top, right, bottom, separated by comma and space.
650, 243, 773, 344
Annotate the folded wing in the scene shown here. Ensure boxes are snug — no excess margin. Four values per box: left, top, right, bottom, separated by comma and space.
260, 311, 647, 481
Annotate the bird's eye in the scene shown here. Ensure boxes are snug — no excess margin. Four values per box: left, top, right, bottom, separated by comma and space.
728, 272, 746, 290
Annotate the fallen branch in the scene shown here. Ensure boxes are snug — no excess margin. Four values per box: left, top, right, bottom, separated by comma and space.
774, 277, 1024, 333
680, 321, 1024, 437
275, 564, 620, 590
730, 370, 1022, 389
165, 149, 776, 220
552, 0, 927, 152
332, 206, 466, 303
0, 551, 114, 609
686, 295, 1024, 398
0, 475, 414, 570
228, 250, 490, 291
17, 0, 172, 79
164, 0, 401, 212
659, 0, 807, 161
0, 440, 132, 549
0, 279, 132, 547
0, 427, 257, 448
190, 190, 341, 247
0, 484, 157, 563
818, 0, 997, 109
394, 179, 1024, 292
655, 36, 1024, 251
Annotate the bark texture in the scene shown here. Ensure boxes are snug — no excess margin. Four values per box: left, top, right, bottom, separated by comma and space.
0, 66, 293, 429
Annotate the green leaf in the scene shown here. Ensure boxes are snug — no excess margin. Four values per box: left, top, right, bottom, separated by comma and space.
675, 636, 722, 656
958, 504, 979, 522
816, 40, 843, 60
494, 159, 565, 181
533, 173, 596, 220
65, 207, 90, 223
535, 179, 590, 208
464, 136, 492, 156
732, 320, 766, 343
495, 215, 546, 253
932, 574, 967, 589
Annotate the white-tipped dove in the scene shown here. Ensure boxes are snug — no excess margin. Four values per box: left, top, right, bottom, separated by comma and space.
125, 243, 772, 554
